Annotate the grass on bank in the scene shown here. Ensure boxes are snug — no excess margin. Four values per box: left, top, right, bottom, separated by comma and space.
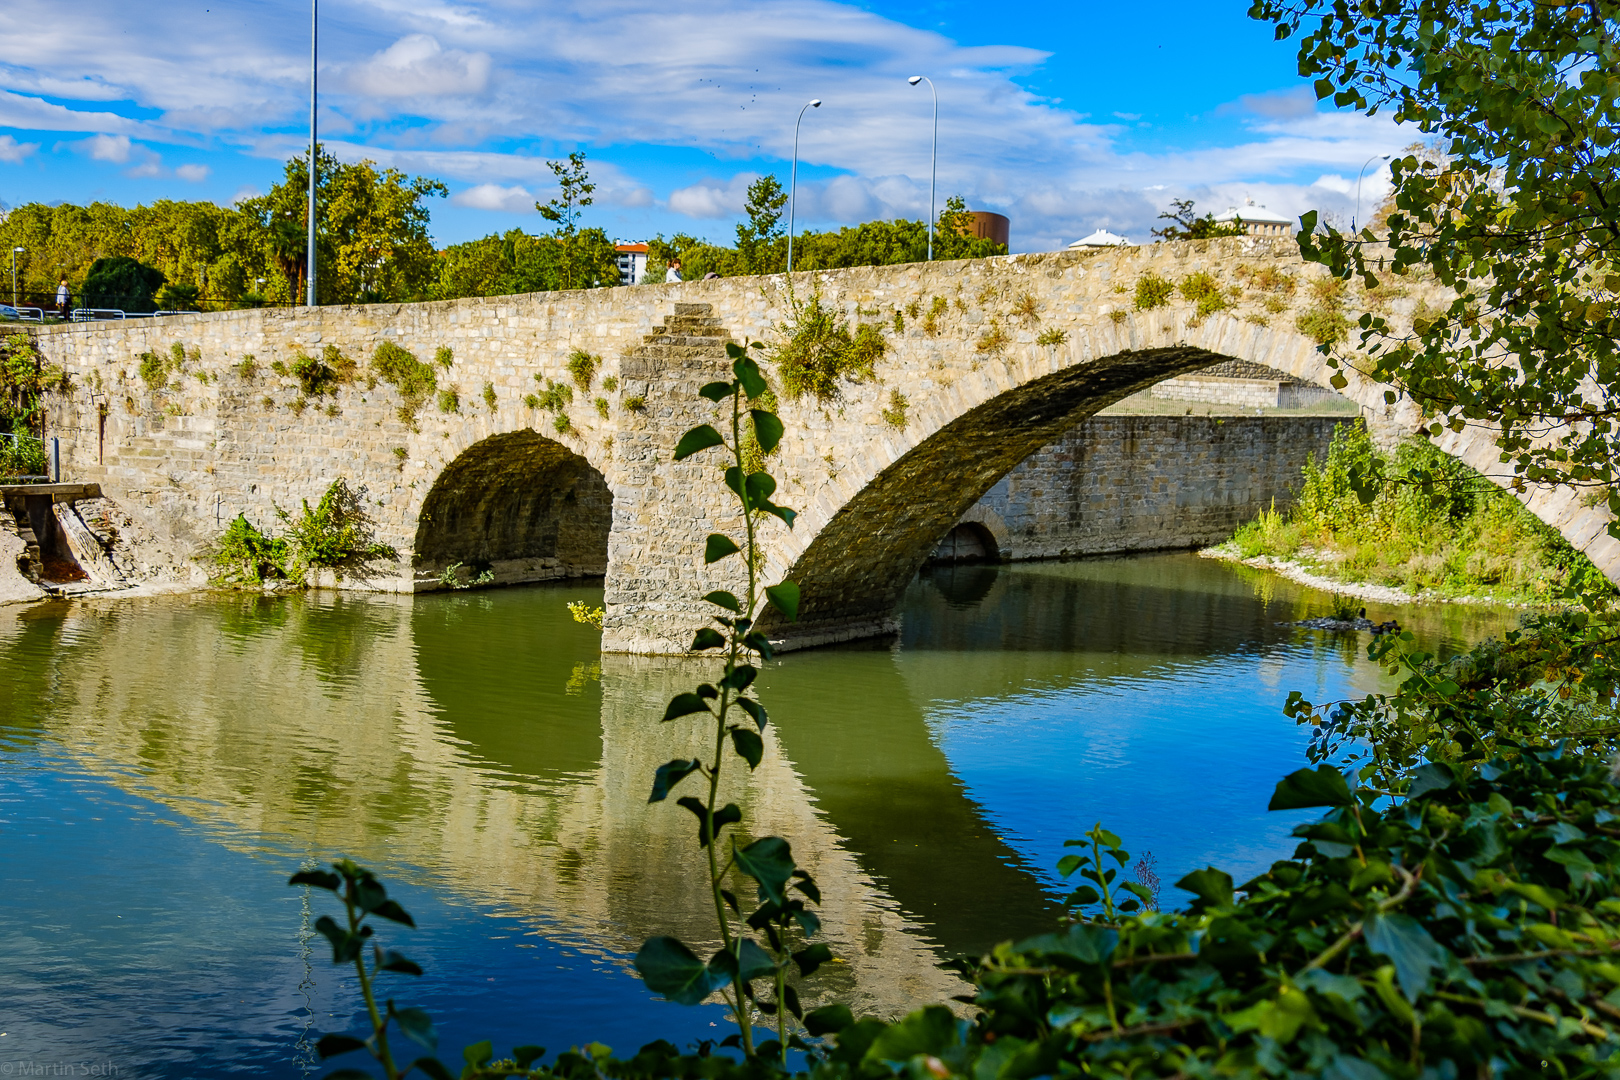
1230, 421, 1611, 605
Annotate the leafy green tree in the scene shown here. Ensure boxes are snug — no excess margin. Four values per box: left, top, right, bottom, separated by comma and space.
536, 151, 605, 290
236, 146, 446, 305
81, 256, 167, 312
1250, 0, 1620, 536
1151, 198, 1248, 241
737, 175, 788, 275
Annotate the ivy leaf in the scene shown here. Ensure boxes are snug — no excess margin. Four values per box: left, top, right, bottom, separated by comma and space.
735, 937, 777, 982
1269, 765, 1354, 810
649, 758, 702, 802
805, 1003, 854, 1037
765, 582, 800, 622
864, 1005, 961, 1062
699, 381, 735, 402
673, 425, 724, 461
1363, 912, 1445, 1003
1176, 867, 1235, 910
734, 836, 795, 904
750, 410, 784, 453
691, 627, 726, 651
704, 534, 740, 564
729, 727, 764, 769
634, 937, 729, 1006
662, 693, 712, 722
704, 590, 742, 613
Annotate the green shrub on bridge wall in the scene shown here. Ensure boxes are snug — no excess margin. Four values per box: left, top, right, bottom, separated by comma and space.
773, 292, 886, 401
373, 342, 438, 423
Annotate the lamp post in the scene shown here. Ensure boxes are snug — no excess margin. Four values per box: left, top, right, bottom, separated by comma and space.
1354, 153, 1392, 234
908, 75, 937, 260
307, 0, 318, 306
786, 98, 822, 274
10, 247, 21, 308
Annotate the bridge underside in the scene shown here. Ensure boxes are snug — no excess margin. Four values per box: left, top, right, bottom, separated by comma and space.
413, 430, 610, 590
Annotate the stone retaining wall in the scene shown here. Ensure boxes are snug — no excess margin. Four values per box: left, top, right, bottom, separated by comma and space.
956, 415, 1343, 560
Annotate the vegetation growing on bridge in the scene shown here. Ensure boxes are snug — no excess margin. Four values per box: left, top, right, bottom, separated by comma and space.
373, 342, 439, 425
205, 478, 396, 586
1230, 422, 1610, 605
772, 291, 886, 401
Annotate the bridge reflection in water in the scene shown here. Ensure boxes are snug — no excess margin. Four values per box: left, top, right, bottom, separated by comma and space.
0, 556, 1515, 1072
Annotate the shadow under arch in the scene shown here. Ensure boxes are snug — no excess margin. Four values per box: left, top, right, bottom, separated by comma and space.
761, 344, 1255, 642
414, 430, 612, 588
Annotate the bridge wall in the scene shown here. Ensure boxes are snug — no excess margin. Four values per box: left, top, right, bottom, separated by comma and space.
956, 415, 1342, 561
30, 237, 1620, 652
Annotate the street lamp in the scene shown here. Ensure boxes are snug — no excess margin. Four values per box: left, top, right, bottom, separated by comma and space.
1354, 153, 1392, 234
908, 75, 937, 261
307, 0, 318, 306
786, 98, 822, 274
10, 247, 21, 308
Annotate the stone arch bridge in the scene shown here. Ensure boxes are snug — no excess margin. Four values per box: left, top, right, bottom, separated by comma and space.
34, 236, 1619, 653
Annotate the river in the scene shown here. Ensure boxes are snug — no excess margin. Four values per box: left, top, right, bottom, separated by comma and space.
0, 553, 1514, 1077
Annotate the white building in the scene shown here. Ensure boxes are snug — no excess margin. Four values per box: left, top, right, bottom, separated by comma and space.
1069, 229, 1133, 248
615, 242, 649, 285
1213, 199, 1293, 237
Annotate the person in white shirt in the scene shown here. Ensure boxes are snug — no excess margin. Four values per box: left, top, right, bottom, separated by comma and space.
666, 258, 683, 283
55, 278, 69, 319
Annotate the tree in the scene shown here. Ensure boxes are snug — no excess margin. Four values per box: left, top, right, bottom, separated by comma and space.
537, 151, 600, 290
236, 146, 446, 305
736, 175, 787, 274
1151, 198, 1247, 241
81, 256, 166, 313
1249, 0, 1620, 538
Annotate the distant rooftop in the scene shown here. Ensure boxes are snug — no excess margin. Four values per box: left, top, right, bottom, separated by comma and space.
1069, 228, 1132, 248
615, 242, 649, 254
1212, 199, 1292, 227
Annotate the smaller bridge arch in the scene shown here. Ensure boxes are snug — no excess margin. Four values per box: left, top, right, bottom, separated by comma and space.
414, 430, 611, 588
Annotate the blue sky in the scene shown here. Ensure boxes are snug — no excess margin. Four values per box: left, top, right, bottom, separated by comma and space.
0, 0, 1410, 253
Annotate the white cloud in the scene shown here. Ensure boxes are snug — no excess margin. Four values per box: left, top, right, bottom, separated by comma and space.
451, 182, 535, 212
227, 185, 261, 206
176, 162, 211, 182
0, 134, 39, 163
79, 132, 132, 163
668, 174, 759, 219
347, 35, 493, 98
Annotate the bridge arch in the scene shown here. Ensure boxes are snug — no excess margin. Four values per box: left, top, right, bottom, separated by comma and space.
750, 303, 1597, 648
413, 429, 611, 588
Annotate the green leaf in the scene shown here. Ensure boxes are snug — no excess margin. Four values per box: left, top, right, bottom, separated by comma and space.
371, 900, 415, 927
793, 942, 833, 977
1176, 867, 1235, 909
704, 534, 740, 564
720, 664, 757, 692
736, 697, 769, 730
289, 869, 341, 891
699, 381, 735, 402
864, 1005, 961, 1062
1269, 765, 1354, 810
760, 501, 798, 528
734, 356, 768, 399
324, 1071, 378, 1080
741, 631, 774, 660
730, 727, 764, 769
661, 693, 712, 722
725, 341, 747, 360
805, 1003, 854, 1037
1363, 912, 1444, 1003
734, 836, 795, 904
411, 1058, 456, 1080
1406, 762, 1455, 799
463, 1041, 494, 1068
765, 582, 800, 622
513, 1046, 546, 1069
649, 758, 702, 802
390, 1004, 438, 1051
703, 590, 742, 612
744, 470, 777, 505
315, 1033, 367, 1059
676, 797, 741, 847
691, 627, 726, 651
1013, 923, 1118, 965
735, 937, 777, 982
377, 949, 423, 976
634, 936, 729, 1006
314, 915, 362, 963
750, 410, 784, 453
673, 425, 724, 461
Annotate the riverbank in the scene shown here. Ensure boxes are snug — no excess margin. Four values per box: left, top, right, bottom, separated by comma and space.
1197, 541, 1524, 608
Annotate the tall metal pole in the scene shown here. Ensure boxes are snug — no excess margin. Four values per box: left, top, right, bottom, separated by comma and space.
1354, 153, 1391, 234
909, 76, 936, 260
786, 99, 821, 274
10, 247, 20, 308
306, 0, 318, 306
